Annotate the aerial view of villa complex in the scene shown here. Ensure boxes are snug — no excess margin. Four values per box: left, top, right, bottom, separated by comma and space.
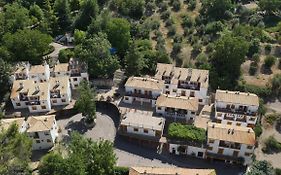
0, 0, 281, 175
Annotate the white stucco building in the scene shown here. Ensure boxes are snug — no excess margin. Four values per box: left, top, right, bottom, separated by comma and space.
215, 90, 259, 128
10, 80, 51, 113
13, 62, 30, 80
123, 77, 164, 107
206, 123, 255, 165
0, 115, 58, 150
119, 112, 165, 140
154, 63, 209, 105
28, 64, 50, 83
49, 77, 72, 106
68, 58, 89, 89
156, 94, 198, 122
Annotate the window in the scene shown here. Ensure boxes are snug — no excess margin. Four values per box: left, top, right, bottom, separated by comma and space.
133, 128, 138, 132
199, 99, 203, 102
125, 97, 129, 100
74, 78, 78, 81
32, 106, 37, 110
197, 152, 203, 157
41, 105, 46, 109
190, 91, 195, 97
236, 123, 241, 126
47, 139, 51, 143
247, 145, 253, 149
16, 103, 21, 106
207, 146, 213, 150
144, 129, 148, 133
191, 111, 195, 115
165, 85, 169, 89
157, 107, 161, 110
173, 89, 177, 93
44, 132, 49, 135
227, 121, 232, 125
25, 102, 29, 105
61, 99, 66, 102
53, 100, 57, 103
245, 152, 252, 156
209, 139, 215, 144
36, 140, 40, 143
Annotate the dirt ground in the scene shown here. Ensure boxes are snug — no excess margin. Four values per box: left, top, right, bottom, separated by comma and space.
254, 115, 281, 168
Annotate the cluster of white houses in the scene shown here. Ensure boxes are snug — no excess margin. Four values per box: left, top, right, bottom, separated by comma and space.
120, 63, 259, 166
10, 59, 88, 113
1, 115, 58, 150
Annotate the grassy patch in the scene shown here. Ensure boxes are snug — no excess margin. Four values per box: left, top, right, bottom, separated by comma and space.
168, 123, 206, 144
262, 136, 281, 153
114, 166, 129, 175
253, 124, 263, 137
265, 114, 280, 125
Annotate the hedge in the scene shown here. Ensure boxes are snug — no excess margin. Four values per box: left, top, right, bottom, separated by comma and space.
168, 123, 206, 144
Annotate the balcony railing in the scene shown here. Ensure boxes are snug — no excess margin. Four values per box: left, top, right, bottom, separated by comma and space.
50, 93, 61, 98
217, 112, 247, 122
125, 92, 157, 99
28, 101, 40, 105
216, 107, 257, 116
219, 142, 241, 150
178, 83, 200, 90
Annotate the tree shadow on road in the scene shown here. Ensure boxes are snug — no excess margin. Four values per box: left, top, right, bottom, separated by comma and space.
65, 118, 90, 134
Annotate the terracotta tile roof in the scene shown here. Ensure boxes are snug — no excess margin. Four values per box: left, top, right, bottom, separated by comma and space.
155, 63, 174, 79
207, 123, 256, 145
54, 63, 69, 72
29, 65, 46, 74
121, 112, 165, 131
125, 77, 164, 91
129, 167, 216, 175
215, 90, 259, 106
49, 77, 69, 95
156, 94, 198, 111
27, 82, 49, 101
26, 115, 55, 132
10, 79, 34, 99
0, 118, 25, 131
155, 63, 209, 88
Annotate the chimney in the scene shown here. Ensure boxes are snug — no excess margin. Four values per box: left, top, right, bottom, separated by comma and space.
212, 124, 215, 128
19, 82, 24, 88
44, 118, 48, 122
228, 129, 231, 134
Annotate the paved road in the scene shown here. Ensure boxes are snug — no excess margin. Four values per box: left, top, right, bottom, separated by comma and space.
57, 112, 245, 175
44, 42, 74, 60
266, 99, 281, 113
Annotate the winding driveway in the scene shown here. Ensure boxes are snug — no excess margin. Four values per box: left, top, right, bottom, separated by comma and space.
44, 42, 74, 60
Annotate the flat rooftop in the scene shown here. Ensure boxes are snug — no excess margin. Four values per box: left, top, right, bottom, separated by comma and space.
215, 90, 259, 106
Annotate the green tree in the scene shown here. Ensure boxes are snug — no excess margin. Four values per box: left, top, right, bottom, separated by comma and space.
54, 0, 72, 32
39, 132, 116, 175
112, 0, 145, 19
75, 81, 96, 124
2, 3, 31, 34
246, 160, 275, 175
271, 74, 281, 97
264, 55, 276, 68
2, 29, 52, 64
202, 0, 233, 20
211, 34, 249, 89
0, 123, 32, 175
0, 59, 12, 102
259, 0, 281, 16
39, 153, 65, 175
74, 0, 99, 30
74, 33, 120, 78
106, 18, 131, 56
124, 41, 144, 76
73, 29, 86, 45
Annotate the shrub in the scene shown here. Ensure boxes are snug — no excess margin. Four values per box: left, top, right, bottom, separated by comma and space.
271, 74, 281, 97
253, 124, 262, 137
264, 55, 276, 68
188, 0, 196, 10
181, 15, 194, 28
172, 0, 181, 11
263, 136, 281, 153
167, 25, 176, 36
172, 42, 182, 54
252, 53, 260, 63
161, 10, 171, 20
237, 83, 272, 98
159, 2, 168, 12
249, 62, 258, 75
165, 18, 174, 27
206, 43, 214, 53
276, 168, 281, 175
114, 166, 129, 175
265, 44, 272, 53
58, 49, 74, 63
168, 123, 206, 144
265, 113, 280, 125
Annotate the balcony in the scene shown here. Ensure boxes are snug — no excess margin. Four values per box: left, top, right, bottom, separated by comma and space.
216, 112, 247, 123
219, 141, 241, 150
50, 93, 61, 98
125, 92, 156, 99
28, 101, 40, 105
216, 107, 257, 117
178, 82, 200, 91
